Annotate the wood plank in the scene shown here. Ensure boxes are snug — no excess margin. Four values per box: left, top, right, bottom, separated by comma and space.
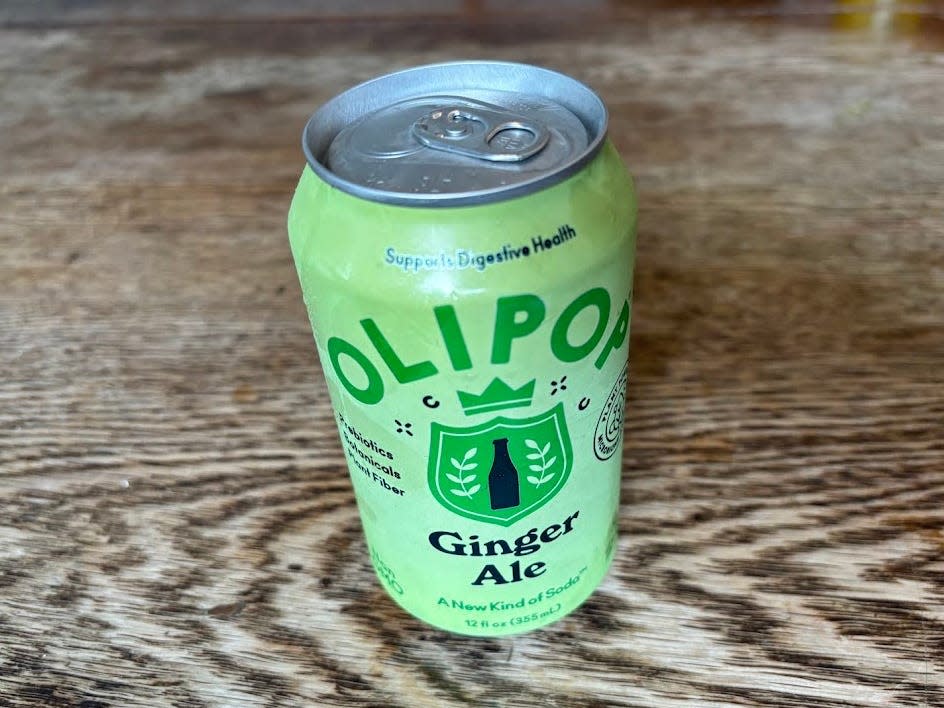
2, 4, 943, 707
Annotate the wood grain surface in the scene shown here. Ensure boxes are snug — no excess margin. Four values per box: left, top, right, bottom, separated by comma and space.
2, 2, 944, 706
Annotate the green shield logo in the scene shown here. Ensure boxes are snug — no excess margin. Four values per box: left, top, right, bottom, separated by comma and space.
428, 402, 573, 526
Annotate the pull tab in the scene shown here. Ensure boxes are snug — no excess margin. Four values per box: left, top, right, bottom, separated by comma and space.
412, 103, 550, 163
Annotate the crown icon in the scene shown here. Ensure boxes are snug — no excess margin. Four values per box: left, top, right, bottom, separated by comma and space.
457, 378, 535, 416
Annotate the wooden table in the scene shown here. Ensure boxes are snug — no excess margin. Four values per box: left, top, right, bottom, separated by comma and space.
3, 2, 943, 706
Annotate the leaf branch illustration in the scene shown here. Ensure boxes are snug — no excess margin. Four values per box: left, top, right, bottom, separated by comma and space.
524, 439, 557, 487
447, 447, 480, 497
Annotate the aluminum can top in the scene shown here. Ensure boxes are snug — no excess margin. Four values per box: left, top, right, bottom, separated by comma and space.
302, 61, 608, 206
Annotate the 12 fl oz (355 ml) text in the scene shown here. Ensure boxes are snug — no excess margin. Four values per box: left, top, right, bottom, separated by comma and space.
464, 604, 563, 631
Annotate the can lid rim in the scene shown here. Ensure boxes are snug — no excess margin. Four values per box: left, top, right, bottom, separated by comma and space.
302, 61, 608, 207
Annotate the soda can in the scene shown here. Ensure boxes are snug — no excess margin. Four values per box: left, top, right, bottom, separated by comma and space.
288, 62, 636, 636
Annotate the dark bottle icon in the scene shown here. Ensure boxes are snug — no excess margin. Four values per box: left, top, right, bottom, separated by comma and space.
488, 437, 520, 510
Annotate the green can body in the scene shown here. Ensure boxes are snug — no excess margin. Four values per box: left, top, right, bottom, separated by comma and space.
288, 138, 636, 636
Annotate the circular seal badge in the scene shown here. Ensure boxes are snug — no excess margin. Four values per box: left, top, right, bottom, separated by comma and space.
594, 363, 627, 460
